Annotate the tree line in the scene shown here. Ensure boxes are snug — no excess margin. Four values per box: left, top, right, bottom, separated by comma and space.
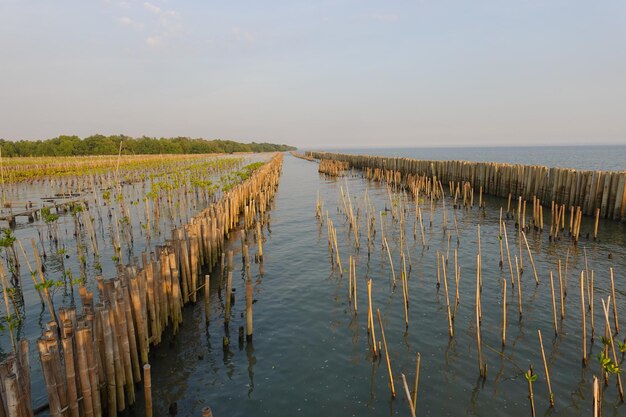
0, 135, 296, 157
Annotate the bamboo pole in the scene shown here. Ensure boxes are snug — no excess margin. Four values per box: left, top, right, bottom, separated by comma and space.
537, 330, 554, 406
412, 352, 420, 406
367, 279, 377, 357
521, 231, 539, 286
383, 238, 396, 287
581, 271, 587, 367
144, 364, 152, 417
476, 259, 485, 378
204, 275, 210, 324
376, 309, 395, 397
610, 268, 620, 334
401, 374, 417, 417
549, 271, 558, 336
502, 278, 507, 347
601, 298, 624, 401
558, 260, 564, 319
442, 253, 453, 338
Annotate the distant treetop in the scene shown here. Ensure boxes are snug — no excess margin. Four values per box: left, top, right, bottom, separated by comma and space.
0, 135, 296, 157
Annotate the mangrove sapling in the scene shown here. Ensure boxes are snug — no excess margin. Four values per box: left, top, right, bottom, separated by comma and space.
600, 297, 624, 400
525, 365, 537, 417
0, 229, 20, 282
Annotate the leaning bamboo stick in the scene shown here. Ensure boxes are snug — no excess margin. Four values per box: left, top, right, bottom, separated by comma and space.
442, 253, 453, 338
502, 278, 507, 347
549, 271, 558, 335
515, 256, 522, 319
537, 329, 554, 406
412, 352, 420, 406
601, 297, 624, 400
383, 238, 396, 287
610, 268, 620, 334
558, 260, 564, 319
367, 279, 377, 357
401, 373, 417, 417
476, 261, 485, 378
522, 231, 539, 285
581, 271, 587, 367
376, 309, 395, 397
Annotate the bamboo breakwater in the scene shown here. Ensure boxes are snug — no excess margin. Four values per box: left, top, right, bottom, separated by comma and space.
306, 152, 626, 222
0, 154, 284, 417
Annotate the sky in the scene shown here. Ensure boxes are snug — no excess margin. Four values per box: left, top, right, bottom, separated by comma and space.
1, 0, 626, 148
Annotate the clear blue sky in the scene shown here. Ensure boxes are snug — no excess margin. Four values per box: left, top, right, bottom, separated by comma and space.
1, 0, 625, 148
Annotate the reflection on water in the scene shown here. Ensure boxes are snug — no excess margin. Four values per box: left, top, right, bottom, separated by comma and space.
126, 153, 626, 417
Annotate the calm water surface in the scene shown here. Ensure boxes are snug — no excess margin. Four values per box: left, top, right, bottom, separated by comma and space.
309, 145, 626, 171
137, 152, 626, 417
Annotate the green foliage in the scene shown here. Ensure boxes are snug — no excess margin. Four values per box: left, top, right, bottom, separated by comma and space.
618, 340, 626, 353
524, 370, 537, 382
0, 229, 16, 248
598, 351, 620, 374
0, 136, 295, 157
0, 314, 20, 332
41, 207, 59, 224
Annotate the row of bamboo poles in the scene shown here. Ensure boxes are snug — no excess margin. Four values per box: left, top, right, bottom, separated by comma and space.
318, 160, 349, 177
315, 158, 623, 416
307, 152, 626, 221
0, 153, 283, 417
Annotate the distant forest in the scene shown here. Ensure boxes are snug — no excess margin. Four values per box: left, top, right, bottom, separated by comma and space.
0, 135, 296, 157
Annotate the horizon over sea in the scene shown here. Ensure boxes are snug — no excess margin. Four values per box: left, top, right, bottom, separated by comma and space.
301, 144, 626, 172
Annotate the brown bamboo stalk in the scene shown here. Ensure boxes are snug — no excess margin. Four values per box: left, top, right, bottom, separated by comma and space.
144, 364, 152, 417
376, 309, 395, 397
442, 254, 453, 337
549, 271, 558, 335
383, 238, 396, 287
502, 278, 507, 347
522, 231, 539, 285
412, 352, 420, 406
581, 271, 587, 367
610, 268, 620, 334
401, 373, 417, 417
601, 297, 624, 400
367, 279, 377, 357
537, 330, 554, 406
515, 256, 522, 319
558, 259, 564, 319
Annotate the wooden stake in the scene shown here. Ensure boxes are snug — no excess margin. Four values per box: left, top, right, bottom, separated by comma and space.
401, 373, 417, 417
412, 352, 420, 406
581, 271, 587, 367
376, 309, 395, 397
610, 268, 620, 334
144, 364, 152, 417
538, 330, 554, 406
549, 271, 558, 336
522, 231, 539, 285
